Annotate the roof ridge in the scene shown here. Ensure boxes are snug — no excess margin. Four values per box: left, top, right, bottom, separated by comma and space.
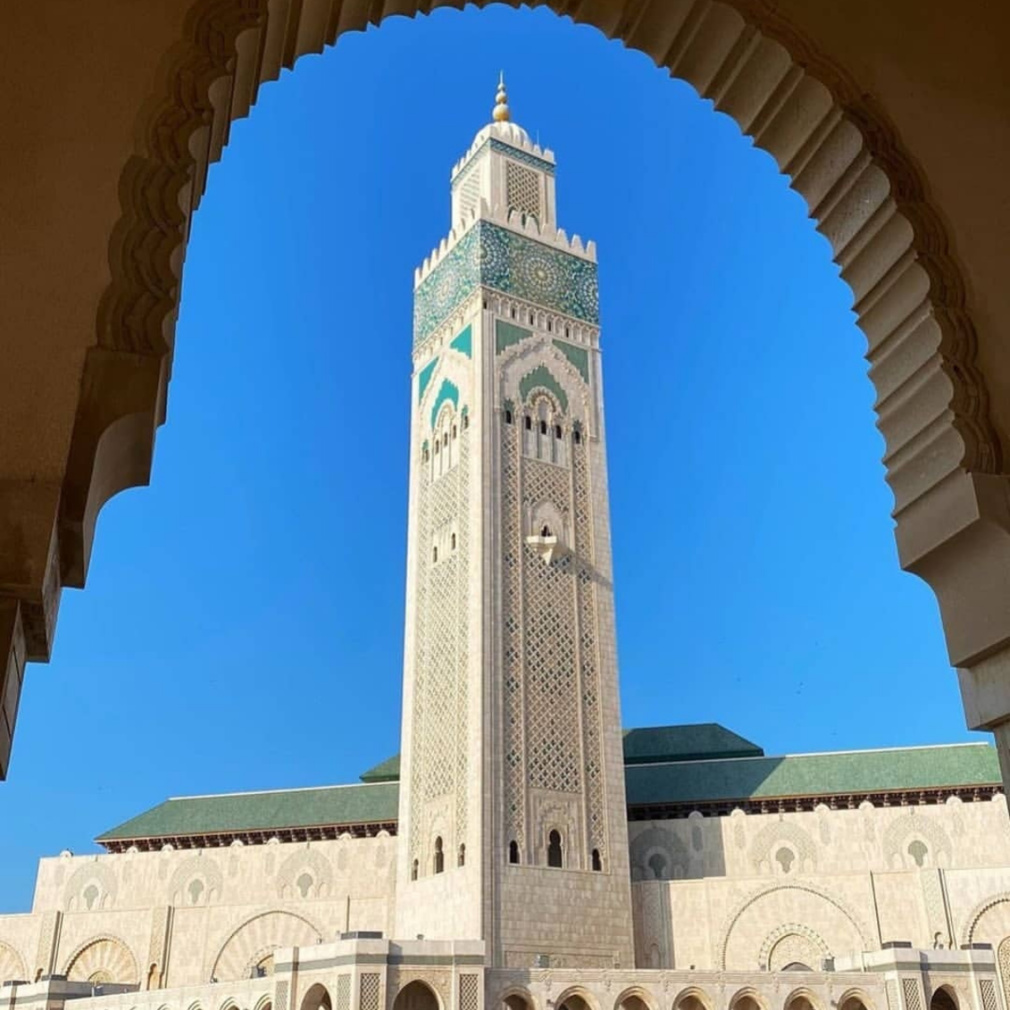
167, 781, 395, 802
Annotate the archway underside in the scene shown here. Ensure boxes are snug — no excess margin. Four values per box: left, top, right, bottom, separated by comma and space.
2, 0, 1010, 782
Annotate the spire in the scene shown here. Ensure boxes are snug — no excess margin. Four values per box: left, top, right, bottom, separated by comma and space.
492, 71, 510, 123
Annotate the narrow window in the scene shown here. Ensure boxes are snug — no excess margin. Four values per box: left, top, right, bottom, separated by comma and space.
434, 440, 440, 454
565, 325, 570, 338
554, 425, 562, 439
452, 425, 457, 439
411, 859, 418, 881
482, 298, 488, 309
504, 409, 513, 425
524, 415, 532, 431
443, 433, 448, 446
547, 830, 563, 868
432, 545, 438, 563
511, 307, 516, 319
458, 844, 466, 867
508, 840, 520, 864
463, 413, 469, 429
451, 533, 457, 550
422, 447, 429, 462
540, 525, 551, 537
591, 848, 602, 871
539, 420, 547, 435
573, 429, 581, 445
547, 319, 552, 333
434, 837, 444, 874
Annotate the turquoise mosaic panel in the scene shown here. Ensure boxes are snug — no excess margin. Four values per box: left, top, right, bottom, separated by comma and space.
449, 324, 472, 358
417, 357, 438, 403
552, 339, 589, 383
519, 364, 569, 412
414, 222, 599, 346
495, 319, 532, 354
430, 378, 459, 428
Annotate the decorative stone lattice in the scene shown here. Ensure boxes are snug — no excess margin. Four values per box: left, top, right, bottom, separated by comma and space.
275, 981, 290, 1010
902, 978, 924, 1010
456, 164, 482, 220
336, 974, 351, 1010
999, 938, 1010, 1010
980, 979, 999, 1010
409, 426, 470, 865
459, 974, 480, 1010
360, 973, 381, 1010
887, 980, 900, 1010
573, 437, 605, 859
506, 160, 541, 221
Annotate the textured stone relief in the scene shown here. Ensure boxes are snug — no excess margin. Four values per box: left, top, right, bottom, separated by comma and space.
759, 924, 830, 970
360, 973, 381, 1010
630, 827, 690, 881
276, 848, 333, 900
210, 912, 322, 983
883, 812, 952, 869
749, 820, 817, 875
167, 855, 223, 906
336, 974, 351, 1010
64, 936, 140, 985
63, 862, 118, 911
902, 978, 924, 1010
0, 940, 27, 983
34, 910, 60, 978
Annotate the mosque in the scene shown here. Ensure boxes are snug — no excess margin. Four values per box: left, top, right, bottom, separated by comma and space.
3, 79, 1010, 1010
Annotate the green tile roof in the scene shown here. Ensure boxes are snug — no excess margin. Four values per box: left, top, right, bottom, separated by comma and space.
623, 723, 763, 764
625, 743, 1001, 808
96, 782, 398, 842
98, 735, 1002, 845
359, 755, 401, 783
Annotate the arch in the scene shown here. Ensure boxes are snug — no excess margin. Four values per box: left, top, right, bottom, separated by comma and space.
759, 923, 832, 971
749, 820, 817, 873
499, 988, 536, 1010
784, 990, 822, 1010
614, 987, 658, 1010
555, 989, 599, 1010
168, 854, 225, 905
392, 981, 440, 1010
719, 882, 873, 969
30, 0, 999, 764
838, 993, 873, 1010
882, 813, 953, 869
64, 936, 140, 985
300, 984, 332, 1010
253, 997, 274, 1010
62, 862, 119, 911
630, 825, 690, 881
547, 829, 563, 868
210, 910, 323, 982
673, 989, 713, 1010
929, 989, 959, 1010
729, 990, 768, 1010
959, 892, 1010, 945
276, 847, 334, 900
0, 941, 28, 984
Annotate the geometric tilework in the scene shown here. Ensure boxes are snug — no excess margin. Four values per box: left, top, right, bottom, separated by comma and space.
417, 358, 438, 404
519, 364, 569, 412
449, 324, 472, 358
414, 222, 599, 345
552, 338, 590, 383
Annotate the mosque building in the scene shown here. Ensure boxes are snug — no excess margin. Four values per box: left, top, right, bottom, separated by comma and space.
3, 78, 1010, 1010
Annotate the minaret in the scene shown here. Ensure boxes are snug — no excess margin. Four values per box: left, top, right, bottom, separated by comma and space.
395, 79, 634, 969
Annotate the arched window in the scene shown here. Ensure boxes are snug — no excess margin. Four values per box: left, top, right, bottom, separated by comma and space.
573, 429, 581, 444
547, 830, 563, 868
451, 533, 457, 550
505, 409, 513, 425
555, 425, 562, 438
458, 844, 466, 867
433, 837, 444, 874
648, 852, 668, 880
540, 524, 551, 537
565, 326, 570, 338
443, 432, 448, 446
524, 415, 532, 431
511, 307, 516, 319
432, 545, 438, 563
452, 424, 457, 439
591, 848, 602, 871
411, 859, 418, 881
539, 420, 547, 435
930, 989, 958, 1010
547, 319, 552, 332
422, 446, 429, 462
508, 840, 520, 864
463, 412, 469, 429
434, 440, 440, 454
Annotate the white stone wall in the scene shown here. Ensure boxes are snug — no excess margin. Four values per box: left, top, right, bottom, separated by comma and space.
0, 837, 396, 988
629, 795, 1010, 971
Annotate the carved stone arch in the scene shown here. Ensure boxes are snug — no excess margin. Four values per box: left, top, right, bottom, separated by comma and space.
392, 980, 441, 1010
555, 988, 600, 1010
210, 910, 323, 982
62, 861, 118, 911
673, 988, 714, 1010
167, 854, 225, 906
0, 940, 28, 983
63, 935, 140, 985
276, 847, 334, 900
784, 989, 823, 1010
960, 892, 1010, 945
499, 341, 591, 429
614, 986, 659, 1010
253, 995, 275, 1010
882, 812, 953, 869
718, 882, 873, 969
630, 825, 690, 881
498, 987, 537, 1010
729, 988, 769, 1010
837, 989, 876, 1010
758, 923, 831, 971
749, 820, 818, 874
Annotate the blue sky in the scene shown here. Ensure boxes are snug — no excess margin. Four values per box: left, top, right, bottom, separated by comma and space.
0, 6, 976, 910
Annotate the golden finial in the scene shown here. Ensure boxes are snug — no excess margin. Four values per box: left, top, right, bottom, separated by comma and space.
493, 71, 510, 123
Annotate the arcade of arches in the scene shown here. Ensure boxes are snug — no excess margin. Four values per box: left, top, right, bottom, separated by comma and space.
2, 0, 1010, 784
